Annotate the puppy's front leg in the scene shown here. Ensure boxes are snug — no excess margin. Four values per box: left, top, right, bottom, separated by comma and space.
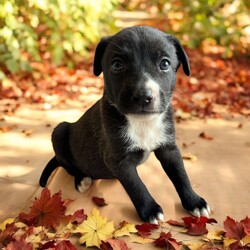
112, 161, 164, 224
155, 145, 210, 217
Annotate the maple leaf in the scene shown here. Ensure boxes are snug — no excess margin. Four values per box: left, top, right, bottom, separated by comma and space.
154, 232, 181, 250
114, 221, 138, 237
18, 188, 68, 229
101, 239, 132, 250
92, 196, 108, 207
182, 216, 217, 236
5, 238, 33, 250
223, 216, 245, 240
241, 217, 250, 235
0, 222, 18, 247
135, 223, 159, 237
74, 207, 114, 248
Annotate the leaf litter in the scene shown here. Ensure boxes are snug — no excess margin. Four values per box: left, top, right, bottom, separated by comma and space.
0, 185, 250, 249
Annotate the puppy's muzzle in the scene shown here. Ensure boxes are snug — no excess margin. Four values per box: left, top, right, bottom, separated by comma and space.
132, 88, 153, 106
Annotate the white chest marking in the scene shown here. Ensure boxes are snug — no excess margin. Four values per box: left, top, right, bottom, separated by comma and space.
123, 113, 169, 152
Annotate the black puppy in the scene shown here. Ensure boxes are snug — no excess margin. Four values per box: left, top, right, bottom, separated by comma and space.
40, 26, 210, 224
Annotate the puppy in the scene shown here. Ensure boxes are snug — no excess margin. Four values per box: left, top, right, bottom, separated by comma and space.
40, 26, 210, 224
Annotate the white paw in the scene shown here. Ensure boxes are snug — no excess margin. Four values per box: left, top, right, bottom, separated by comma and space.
190, 205, 211, 218
77, 177, 92, 193
149, 212, 165, 225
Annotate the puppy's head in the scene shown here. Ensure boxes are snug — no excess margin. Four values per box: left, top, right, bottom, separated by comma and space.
94, 26, 190, 116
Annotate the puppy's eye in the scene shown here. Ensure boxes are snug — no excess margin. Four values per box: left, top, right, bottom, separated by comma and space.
111, 59, 124, 72
159, 59, 170, 71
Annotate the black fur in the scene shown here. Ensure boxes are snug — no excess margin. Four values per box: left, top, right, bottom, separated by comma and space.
40, 26, 209, 223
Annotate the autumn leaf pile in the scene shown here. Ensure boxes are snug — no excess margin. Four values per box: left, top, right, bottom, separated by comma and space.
1, 48, 249, 119
0, 188, 249, 250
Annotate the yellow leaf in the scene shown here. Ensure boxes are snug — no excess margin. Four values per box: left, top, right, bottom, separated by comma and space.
0, 218, 15, 231
224, 238, 238, 248
204, 230, 224, 242
184, 242, 207, 250
114, 221, 138, 237
130, 234, 154, 244
242, 235, 250, 246
75, 208, 114, 248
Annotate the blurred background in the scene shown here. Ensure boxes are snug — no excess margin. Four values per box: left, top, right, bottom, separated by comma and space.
0, 0, 249, 119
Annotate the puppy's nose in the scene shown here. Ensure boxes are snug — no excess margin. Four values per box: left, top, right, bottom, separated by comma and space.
132, 89, 153, 105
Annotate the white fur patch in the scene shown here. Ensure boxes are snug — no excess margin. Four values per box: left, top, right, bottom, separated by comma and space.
190, 205, 211, 218
77, 177, 92, 193
145, 77, 160, 109
149, 212, 165, 225
123, 113, 171, 152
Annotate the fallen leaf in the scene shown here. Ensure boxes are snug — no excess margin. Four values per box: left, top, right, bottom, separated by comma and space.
223, 237, 238, 249
75, 207, 114, 248
22, 129, 33, 136
101, 239, 131, 250
130, 234, 154, 244
0, 125, 17, 132
182, 216, 217, 236
92, 196, 108, 207
114, 221, 137, 237
135, 223, 159, 238
167, 219, 186, 227
18, 188, 68, 229
154, 231, 181, 250
205, 230, 224, 242
71, 209, 87, 224
199, 132, 213, 140
0, 222, 18, 246
182, 153, 197, 162
237, 123, 243, 128
0, 218, 15, 231
5, 238, 33, 250
242, 235, 250, 246
241, 217, 250, 235
223, 216, 245, 240
55, 240, 78, 250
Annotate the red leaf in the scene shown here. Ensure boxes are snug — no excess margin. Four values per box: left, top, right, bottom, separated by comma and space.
241, 217, 250, 235
55, 240, 77, 250
92, 196, 108, 207
154, 232, 181, 250
101, 239, 131, 250
38, 240, 56, 250
135, 223, 159, 237
186, 223, 208, 236
182, 216, 217, 226
38, 240, 77, 250
167, 219, 185, 227
71, 209, 87, 224
5, 238, 33, 250
224, 216, 245, 240
0, 223, 18, 247
182, 216, 217, 236
18, 188, 68, 229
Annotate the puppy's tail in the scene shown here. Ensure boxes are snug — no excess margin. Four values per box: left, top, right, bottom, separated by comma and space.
39, 156, 59, 187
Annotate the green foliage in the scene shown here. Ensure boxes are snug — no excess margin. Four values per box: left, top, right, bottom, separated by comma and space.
0, 0, 118, 74
123, 0, 250, 57
166, 0, 250, 57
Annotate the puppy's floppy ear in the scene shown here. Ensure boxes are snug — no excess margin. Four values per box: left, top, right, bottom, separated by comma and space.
93, 36, 110, 76
167, 35, 190, 76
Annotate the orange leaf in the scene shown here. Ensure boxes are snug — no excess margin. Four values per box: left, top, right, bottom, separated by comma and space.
18, 188, 68, 229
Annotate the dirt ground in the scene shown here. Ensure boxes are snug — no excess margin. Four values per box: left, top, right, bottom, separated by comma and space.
0, 98, 249, 248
